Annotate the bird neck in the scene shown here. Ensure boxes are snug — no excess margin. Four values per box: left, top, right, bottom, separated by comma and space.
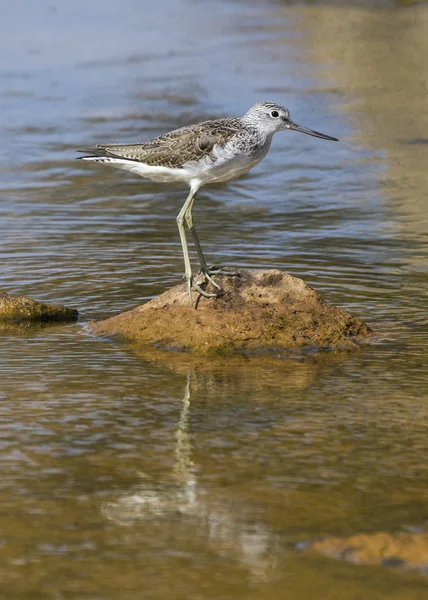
241, 120, 272, 145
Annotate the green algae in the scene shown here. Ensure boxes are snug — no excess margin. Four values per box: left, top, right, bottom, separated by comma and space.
0, 292, 78, 324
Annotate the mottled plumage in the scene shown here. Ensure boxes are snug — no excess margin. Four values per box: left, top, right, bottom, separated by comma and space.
80, 118, 257, 169
77, 101, 338, 306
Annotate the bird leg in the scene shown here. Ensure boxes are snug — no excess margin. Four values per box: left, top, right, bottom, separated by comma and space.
185, 197, 241, 280
184, 195, 222, 291
189, 226, 223, 290
177, 188, 217, 306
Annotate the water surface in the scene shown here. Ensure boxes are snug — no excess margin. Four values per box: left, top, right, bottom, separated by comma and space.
1, 0, 428, 598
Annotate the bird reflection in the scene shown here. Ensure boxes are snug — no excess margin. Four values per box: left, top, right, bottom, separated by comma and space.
101, 372, 278, 580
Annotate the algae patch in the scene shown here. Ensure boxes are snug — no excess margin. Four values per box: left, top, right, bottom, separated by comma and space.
0, 291, 78, 324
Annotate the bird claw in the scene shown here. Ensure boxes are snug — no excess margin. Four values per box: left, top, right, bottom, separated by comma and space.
184, 266, 240, 306
186, 275, 217, 306
200, 269, 222, 290
206, 264, 241, 277
193, 280, 218, 298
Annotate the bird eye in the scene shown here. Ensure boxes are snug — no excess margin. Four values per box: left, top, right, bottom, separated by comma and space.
270, 110, 279, 118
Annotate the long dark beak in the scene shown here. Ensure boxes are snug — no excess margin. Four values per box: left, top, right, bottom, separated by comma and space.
288, 121, 339, 142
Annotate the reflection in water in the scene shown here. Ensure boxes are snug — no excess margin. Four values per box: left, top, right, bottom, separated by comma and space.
1, 0, 428, 598
292, 3, 428, 239
102, 375, 197, 522
102, 372, 278, 581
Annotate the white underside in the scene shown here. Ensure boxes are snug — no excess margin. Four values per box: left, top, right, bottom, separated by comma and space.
81, 139, 271, 189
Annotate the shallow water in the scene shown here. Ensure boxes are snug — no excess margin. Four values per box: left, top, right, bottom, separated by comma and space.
1, 0, 428, 598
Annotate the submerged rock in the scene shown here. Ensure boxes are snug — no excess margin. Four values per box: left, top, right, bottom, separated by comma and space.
0, 291, 78, 323
90, 269, 373, 355
309, 530, 428, 576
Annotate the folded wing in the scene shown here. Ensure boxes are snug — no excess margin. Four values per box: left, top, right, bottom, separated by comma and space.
77, 119, 241, 169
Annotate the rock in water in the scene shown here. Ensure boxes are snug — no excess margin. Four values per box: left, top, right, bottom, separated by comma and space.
0, 291, 78, 323
309, 530, 428, 576
90, 269, 373, 354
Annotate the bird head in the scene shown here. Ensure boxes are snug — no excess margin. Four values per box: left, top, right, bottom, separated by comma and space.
243, 101, 338, 141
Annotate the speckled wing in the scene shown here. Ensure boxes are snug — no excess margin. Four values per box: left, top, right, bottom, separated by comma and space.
78, 118, 242, 169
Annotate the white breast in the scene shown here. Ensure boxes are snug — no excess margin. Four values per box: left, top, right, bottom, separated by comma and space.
182, 139, 272, 185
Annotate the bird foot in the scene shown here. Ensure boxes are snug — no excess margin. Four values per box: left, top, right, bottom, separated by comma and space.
195, 265, 241, 294
184, 266, 240, 307
199, 269, 222, 291
205, 265, 241, 277
186, 275, 217, 307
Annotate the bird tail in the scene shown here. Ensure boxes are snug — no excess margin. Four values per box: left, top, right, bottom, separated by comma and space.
76, 146, 111, 161
76, 147, 152, 176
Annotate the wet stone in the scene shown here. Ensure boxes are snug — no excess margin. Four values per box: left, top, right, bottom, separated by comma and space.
309, 531, 428, 576
0, 291, 78, 324
90, 269, 373, 355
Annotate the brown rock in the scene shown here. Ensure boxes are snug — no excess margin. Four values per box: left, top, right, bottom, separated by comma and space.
0, 291, 78, 324
310, 530, 428, 575
90, 269, 373, 355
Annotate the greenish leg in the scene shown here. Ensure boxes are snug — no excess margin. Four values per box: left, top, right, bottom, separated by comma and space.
177, 188, 217, 306
184, 195, 241, 283
184, 196, 222, 291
